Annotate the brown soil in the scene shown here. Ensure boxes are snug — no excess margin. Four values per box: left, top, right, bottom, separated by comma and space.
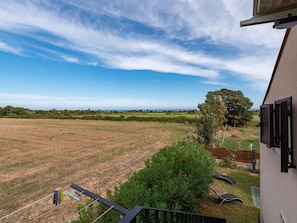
0, 118, 192, 222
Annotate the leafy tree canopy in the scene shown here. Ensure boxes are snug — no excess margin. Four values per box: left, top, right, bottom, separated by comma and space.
210, 88, 253, 126
198, 91, 228, 127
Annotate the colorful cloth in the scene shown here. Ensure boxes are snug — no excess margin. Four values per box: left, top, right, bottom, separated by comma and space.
65, 190, 80, 201
59, 188, 63, 204
53, 188, 60, 206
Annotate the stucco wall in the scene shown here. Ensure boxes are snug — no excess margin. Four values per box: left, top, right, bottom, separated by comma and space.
261, 27, 297, 223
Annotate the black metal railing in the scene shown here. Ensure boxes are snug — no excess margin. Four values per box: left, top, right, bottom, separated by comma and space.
117, 205, 226, 223
70, 184, 226, 223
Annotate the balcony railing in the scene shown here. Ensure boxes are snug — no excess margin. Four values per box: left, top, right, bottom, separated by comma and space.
71, 184, 226, 223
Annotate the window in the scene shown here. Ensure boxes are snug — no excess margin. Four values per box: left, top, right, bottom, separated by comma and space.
260, 96, 295, 172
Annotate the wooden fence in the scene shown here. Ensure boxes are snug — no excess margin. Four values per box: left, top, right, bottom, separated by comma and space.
204, 146, 260, 164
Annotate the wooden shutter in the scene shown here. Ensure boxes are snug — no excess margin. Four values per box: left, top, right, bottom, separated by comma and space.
275, 103, 280, 148
275, 96, 293, 172
280, 100, 289, 172
260, 104, 274, 147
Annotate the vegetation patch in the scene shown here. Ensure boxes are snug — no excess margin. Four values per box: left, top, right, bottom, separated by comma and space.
75, 140, 216, 222
197, 167, 260, 223
213, 127, 260, 151
0, 106, 198, 123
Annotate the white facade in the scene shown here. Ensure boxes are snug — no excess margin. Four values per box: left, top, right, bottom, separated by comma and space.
261, 27, 297, 223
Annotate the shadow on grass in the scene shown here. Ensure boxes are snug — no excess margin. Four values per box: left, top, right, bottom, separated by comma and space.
196, 167, 260, 223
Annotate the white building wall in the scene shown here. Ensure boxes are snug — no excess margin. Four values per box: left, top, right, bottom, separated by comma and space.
261, 27, 297, 223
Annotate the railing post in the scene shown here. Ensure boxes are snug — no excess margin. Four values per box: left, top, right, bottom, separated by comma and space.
155, 210, 159, 223
170, 212, 174, 223
145, 209, 149, 223
163, 211, 168, 223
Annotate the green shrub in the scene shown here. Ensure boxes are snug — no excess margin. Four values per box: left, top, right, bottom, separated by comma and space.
71, 199, 99, 223
74, 140, 215, 222
220, 154, 237, 168
196, 115, 214, 145
108, 140, 215, 211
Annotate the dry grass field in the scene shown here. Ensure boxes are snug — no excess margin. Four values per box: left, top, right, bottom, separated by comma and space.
0, 118, 193, 222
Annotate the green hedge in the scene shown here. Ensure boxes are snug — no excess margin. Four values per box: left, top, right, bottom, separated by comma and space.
74, 141, 215, 222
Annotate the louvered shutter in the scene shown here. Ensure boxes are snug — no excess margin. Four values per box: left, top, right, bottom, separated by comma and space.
280, 100, 289, 173
260, 104, 274, 147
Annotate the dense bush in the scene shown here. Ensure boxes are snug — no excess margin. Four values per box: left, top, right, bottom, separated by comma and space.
76, 140, 215, 222
115, 140, 215, 209
195, 114, 214, 146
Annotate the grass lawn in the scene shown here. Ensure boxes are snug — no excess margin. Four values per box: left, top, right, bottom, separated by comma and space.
214, 127, 260, 152
197, 167, 260, 223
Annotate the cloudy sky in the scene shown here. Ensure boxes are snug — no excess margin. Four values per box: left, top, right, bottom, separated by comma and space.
0, 0, 286, 110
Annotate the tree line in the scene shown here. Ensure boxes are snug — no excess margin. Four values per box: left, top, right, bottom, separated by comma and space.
0, 88, 255, 128
0, 105, 198, 123
0, 106, 103, 118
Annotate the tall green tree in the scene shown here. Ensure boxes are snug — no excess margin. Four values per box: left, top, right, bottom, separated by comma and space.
196, 94, 227, 145
202, 92, 228, 127
195, 110, 214, 145
212, 88, 253, 127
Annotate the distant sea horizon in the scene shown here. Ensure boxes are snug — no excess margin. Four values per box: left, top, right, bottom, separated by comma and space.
101, 108, 197, 112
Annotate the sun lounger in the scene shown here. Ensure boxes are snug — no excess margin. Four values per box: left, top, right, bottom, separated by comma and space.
210, 188, 244, 205
214, 171, 236, 185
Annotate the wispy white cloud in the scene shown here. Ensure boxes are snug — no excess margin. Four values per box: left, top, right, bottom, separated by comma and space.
60, 55, 80, 64
202, 80, 228, 86
106, 53, 220, 78
0, 41, 22, 55
0, 0, 285, 92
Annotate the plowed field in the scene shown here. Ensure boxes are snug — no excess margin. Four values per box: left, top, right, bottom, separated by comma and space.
0, 118, 193, 222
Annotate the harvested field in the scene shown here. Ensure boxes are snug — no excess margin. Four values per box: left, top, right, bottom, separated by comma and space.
0, 118, 193, 222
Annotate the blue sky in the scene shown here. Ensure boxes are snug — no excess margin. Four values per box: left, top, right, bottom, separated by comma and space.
0, 0, 286, 110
